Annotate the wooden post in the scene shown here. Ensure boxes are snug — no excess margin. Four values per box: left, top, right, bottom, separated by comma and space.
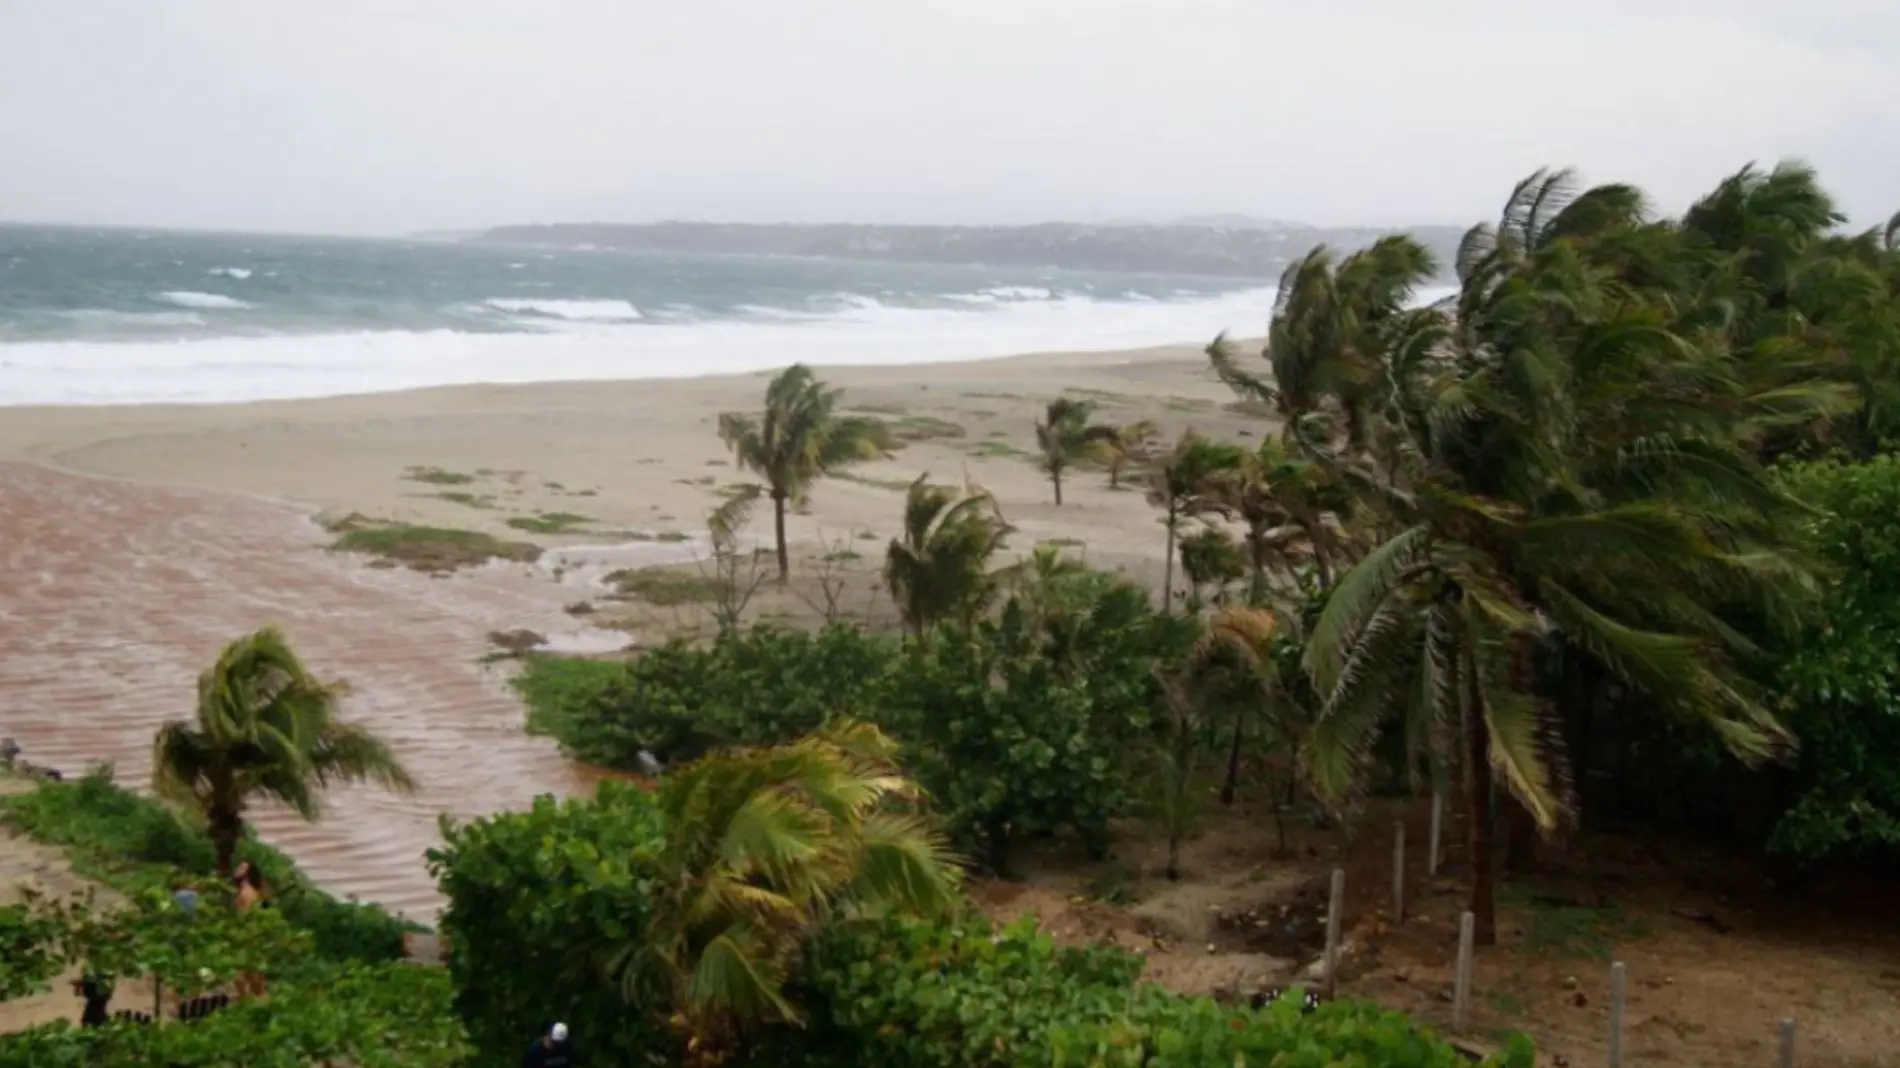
1778, 1018, 1796, 1068
1323, 867, 1345, 997
1392, 820, 1406, 923
1428, 789, 1444, 877
1608, 962, 1627, 1068
1452, 910, 1474, 1033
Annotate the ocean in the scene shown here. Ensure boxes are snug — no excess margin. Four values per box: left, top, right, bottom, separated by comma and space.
0, 224, 1285, 407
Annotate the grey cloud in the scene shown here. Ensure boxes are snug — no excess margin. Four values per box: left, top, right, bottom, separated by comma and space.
1, 0, 1894, 234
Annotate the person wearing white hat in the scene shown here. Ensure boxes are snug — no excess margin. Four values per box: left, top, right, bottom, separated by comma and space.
523, 1021, 577, 1067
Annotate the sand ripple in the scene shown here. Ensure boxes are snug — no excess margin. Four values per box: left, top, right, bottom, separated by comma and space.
0, 462, 596, 920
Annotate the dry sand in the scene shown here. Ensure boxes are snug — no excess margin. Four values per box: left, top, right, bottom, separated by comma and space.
0, 343, 1265, 578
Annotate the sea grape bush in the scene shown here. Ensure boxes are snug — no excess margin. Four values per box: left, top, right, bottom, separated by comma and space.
426, 781, 672, 1067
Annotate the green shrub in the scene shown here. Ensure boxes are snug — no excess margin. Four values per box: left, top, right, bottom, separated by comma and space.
0, 766, 414, 963
426, 781, 670, 1067
0, 962, 467, 1067
765, 914, 1532, 1068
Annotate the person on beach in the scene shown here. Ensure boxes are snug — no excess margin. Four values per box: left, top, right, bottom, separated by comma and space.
524, 1021, 578, 1068
232, 861, 271, 999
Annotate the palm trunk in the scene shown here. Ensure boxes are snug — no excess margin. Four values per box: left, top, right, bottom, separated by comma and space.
1219, 707, 1245, 805
1052, 467, 1064, 506
210, 808, 243, 878
1161, 510, 1177, 612
1462, 646, 1497, 946
772, 492, 789, 581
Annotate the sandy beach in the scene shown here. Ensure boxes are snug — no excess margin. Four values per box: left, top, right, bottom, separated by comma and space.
0, 341, 1268, 915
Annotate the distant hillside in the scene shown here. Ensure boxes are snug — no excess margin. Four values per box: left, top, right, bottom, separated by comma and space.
465, 221, 1466, 281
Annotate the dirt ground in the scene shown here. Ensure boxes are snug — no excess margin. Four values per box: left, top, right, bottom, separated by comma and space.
966, 788, 1900, 1068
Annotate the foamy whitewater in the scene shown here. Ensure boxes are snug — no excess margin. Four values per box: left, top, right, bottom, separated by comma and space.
0, 225, 1450, 407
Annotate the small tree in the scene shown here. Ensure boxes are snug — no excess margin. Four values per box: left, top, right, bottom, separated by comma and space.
791, 530, 865, 627
1178, 525, 1247, 610
697, 487, 772, 637
717, 364, 893, 580
1146, 432, 1246, 612
1106, 420, 1161, 490
1034, 398, 1118, 505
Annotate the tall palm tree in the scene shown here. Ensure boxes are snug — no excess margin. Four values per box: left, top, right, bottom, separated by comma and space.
718, 364, 893, 580
152, 627, 416, 876
1146, 432, 1245, 613
1032, 398, 1118, 505
883, 476, 1012, 640
614, 722, 961, 1066
1301, 169, 1829, 945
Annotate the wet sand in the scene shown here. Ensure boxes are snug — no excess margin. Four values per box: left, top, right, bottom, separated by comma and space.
0, 342, 1268, 915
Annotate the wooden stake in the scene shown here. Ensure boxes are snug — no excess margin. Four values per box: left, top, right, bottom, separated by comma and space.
1392, 820, 1407, 923
1428, 789, 1444, 877
1452, 910, 1475, 1033
1323, 867, 1345, 997
1778, 1018, 1796, 1068
1608, 962, 1627, 1068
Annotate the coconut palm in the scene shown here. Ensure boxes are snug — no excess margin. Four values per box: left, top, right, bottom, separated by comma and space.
1146, 432, 1246, 613
1033, 398, 1118, 505
1301, 170, 1830, 945
884, 475, 1013, 640
152, 627, 415, 876
1177, 525, 1246, 611
718, 364, 893, 580
614, 721, 961, 1065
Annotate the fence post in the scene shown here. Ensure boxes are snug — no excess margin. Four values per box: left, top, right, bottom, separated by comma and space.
1392, 820, 1406, 923
1608, 962, 1627, 1068
1428, 789, 1444, 877
1779, 1018, 1796, 1068
1452, 910, 1474, 1033
1323, 867, 1346, 997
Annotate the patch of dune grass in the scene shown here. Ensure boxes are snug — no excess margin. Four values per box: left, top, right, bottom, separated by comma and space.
505, 512, 594, 535
331, 521, 540, 571
403, 465, 475, 486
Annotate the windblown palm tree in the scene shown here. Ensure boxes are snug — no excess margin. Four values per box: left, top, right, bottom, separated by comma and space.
1218, 437, 1354, 598
614, 722, 962, 1066
152, 627, 415, 876
1104, 420, 1160, 490
1146, 433, 1245, 613
1033, 398, 1118, 505
1301, 169, 1831, 944
718, 364, 893, 580
884, 476, 1013, 639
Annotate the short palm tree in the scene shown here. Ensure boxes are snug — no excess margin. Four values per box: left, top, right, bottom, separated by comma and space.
615, 722, 961, 1066
1105, 420, 1160, 489
718, 364, 893, 580
1033, 398, 1118, 505
1146, 432, 1246, 612
884, 476, 1013, 640
152, 627, 416, 876
1219, 437, 1353, 598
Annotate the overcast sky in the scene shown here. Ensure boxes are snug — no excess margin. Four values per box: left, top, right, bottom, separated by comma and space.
2, 1, 1895, 235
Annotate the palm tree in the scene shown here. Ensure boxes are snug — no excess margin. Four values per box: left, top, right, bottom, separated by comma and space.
1033, 398, 1118, 505
1177, 525, 1246, 610
1301, 169, 1829, 945
152, 627, 415, 876
1105, 420, 1160, 490
1146, 432, 1245, 613
614, 722, 961, 1066
883, 476, 1012, 640
1219, 438, 1353, 598
717, 364, 893, 580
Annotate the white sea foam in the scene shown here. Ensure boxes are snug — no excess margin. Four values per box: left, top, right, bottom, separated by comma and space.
156, 291, 252, 310
207, 267, 254, 279
0, 286, 1458, 407
54, 309, 207, 327
482, 298, 643, 322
